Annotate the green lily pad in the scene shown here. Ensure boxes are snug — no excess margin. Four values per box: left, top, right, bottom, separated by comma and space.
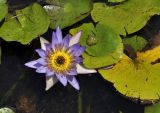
145, 102, 160, 113
91, 1, 160, 35
43, 0, 93, 29
0, 3, 50, 44
0, 0, 8, 21
70, 23, 123, 68
99, 45, 160, 101
108, 0, 126, 3
123, 35, 148, 51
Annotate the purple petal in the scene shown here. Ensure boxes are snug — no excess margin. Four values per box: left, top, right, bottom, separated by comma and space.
69, 44, 85, 56
35, 49, 46, 58
56, 74, 67, 86
63, 34, 70, 47
25, 60, 39, 69
36, 58, 47, 65
74, 46, 86, 56
75, 57, 83, 63
66, 75, 73, 81
46, 69, 54, 76
52, 32, 58, 48
67, 69, 77, 76
56, 26, 62, 43
34, 63, 42, 68
68, 76, 80, 90
68, 43, 80, 54
45, 43, 52, 54
36, 66, 47, 73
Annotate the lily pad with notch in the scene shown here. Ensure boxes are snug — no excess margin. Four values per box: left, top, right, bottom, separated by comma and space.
70, 23, 123, 68
91, 0, 160, 35
0, 3, 50, 44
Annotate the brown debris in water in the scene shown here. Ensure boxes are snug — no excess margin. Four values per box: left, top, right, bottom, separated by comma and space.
16, 95, 38, 113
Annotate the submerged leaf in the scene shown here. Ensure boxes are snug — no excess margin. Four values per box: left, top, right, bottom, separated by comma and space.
70, 23, 123, 68
0, 0, 8, 21
145, 102, 160, 113
123, 35, 148, 51
99, 45, 160, 101
91, 1, 160, 35
0, 3, 50, 44
44, 0, 93, 29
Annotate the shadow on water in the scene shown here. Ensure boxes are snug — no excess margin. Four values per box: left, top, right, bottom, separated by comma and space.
0, 40, 144, 113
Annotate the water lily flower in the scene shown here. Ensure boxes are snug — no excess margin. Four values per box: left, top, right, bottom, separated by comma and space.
25, 27, 97, 91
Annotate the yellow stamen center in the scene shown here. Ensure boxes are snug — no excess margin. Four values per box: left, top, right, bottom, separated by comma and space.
47, 50, 73, 74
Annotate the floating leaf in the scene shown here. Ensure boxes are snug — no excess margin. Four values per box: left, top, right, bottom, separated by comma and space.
91, 1, 160, 35
123, 35, 148, 51
99, 45, 160, 101
108, 0, 126, 3
0, 3, 50, 44
145, 102, 160, 113
70, 23, 123, 68
43, 0, 93, 29
0, 0, 8, 21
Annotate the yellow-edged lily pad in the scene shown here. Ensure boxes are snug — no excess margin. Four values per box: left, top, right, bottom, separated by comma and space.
99, 45, 160, 101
